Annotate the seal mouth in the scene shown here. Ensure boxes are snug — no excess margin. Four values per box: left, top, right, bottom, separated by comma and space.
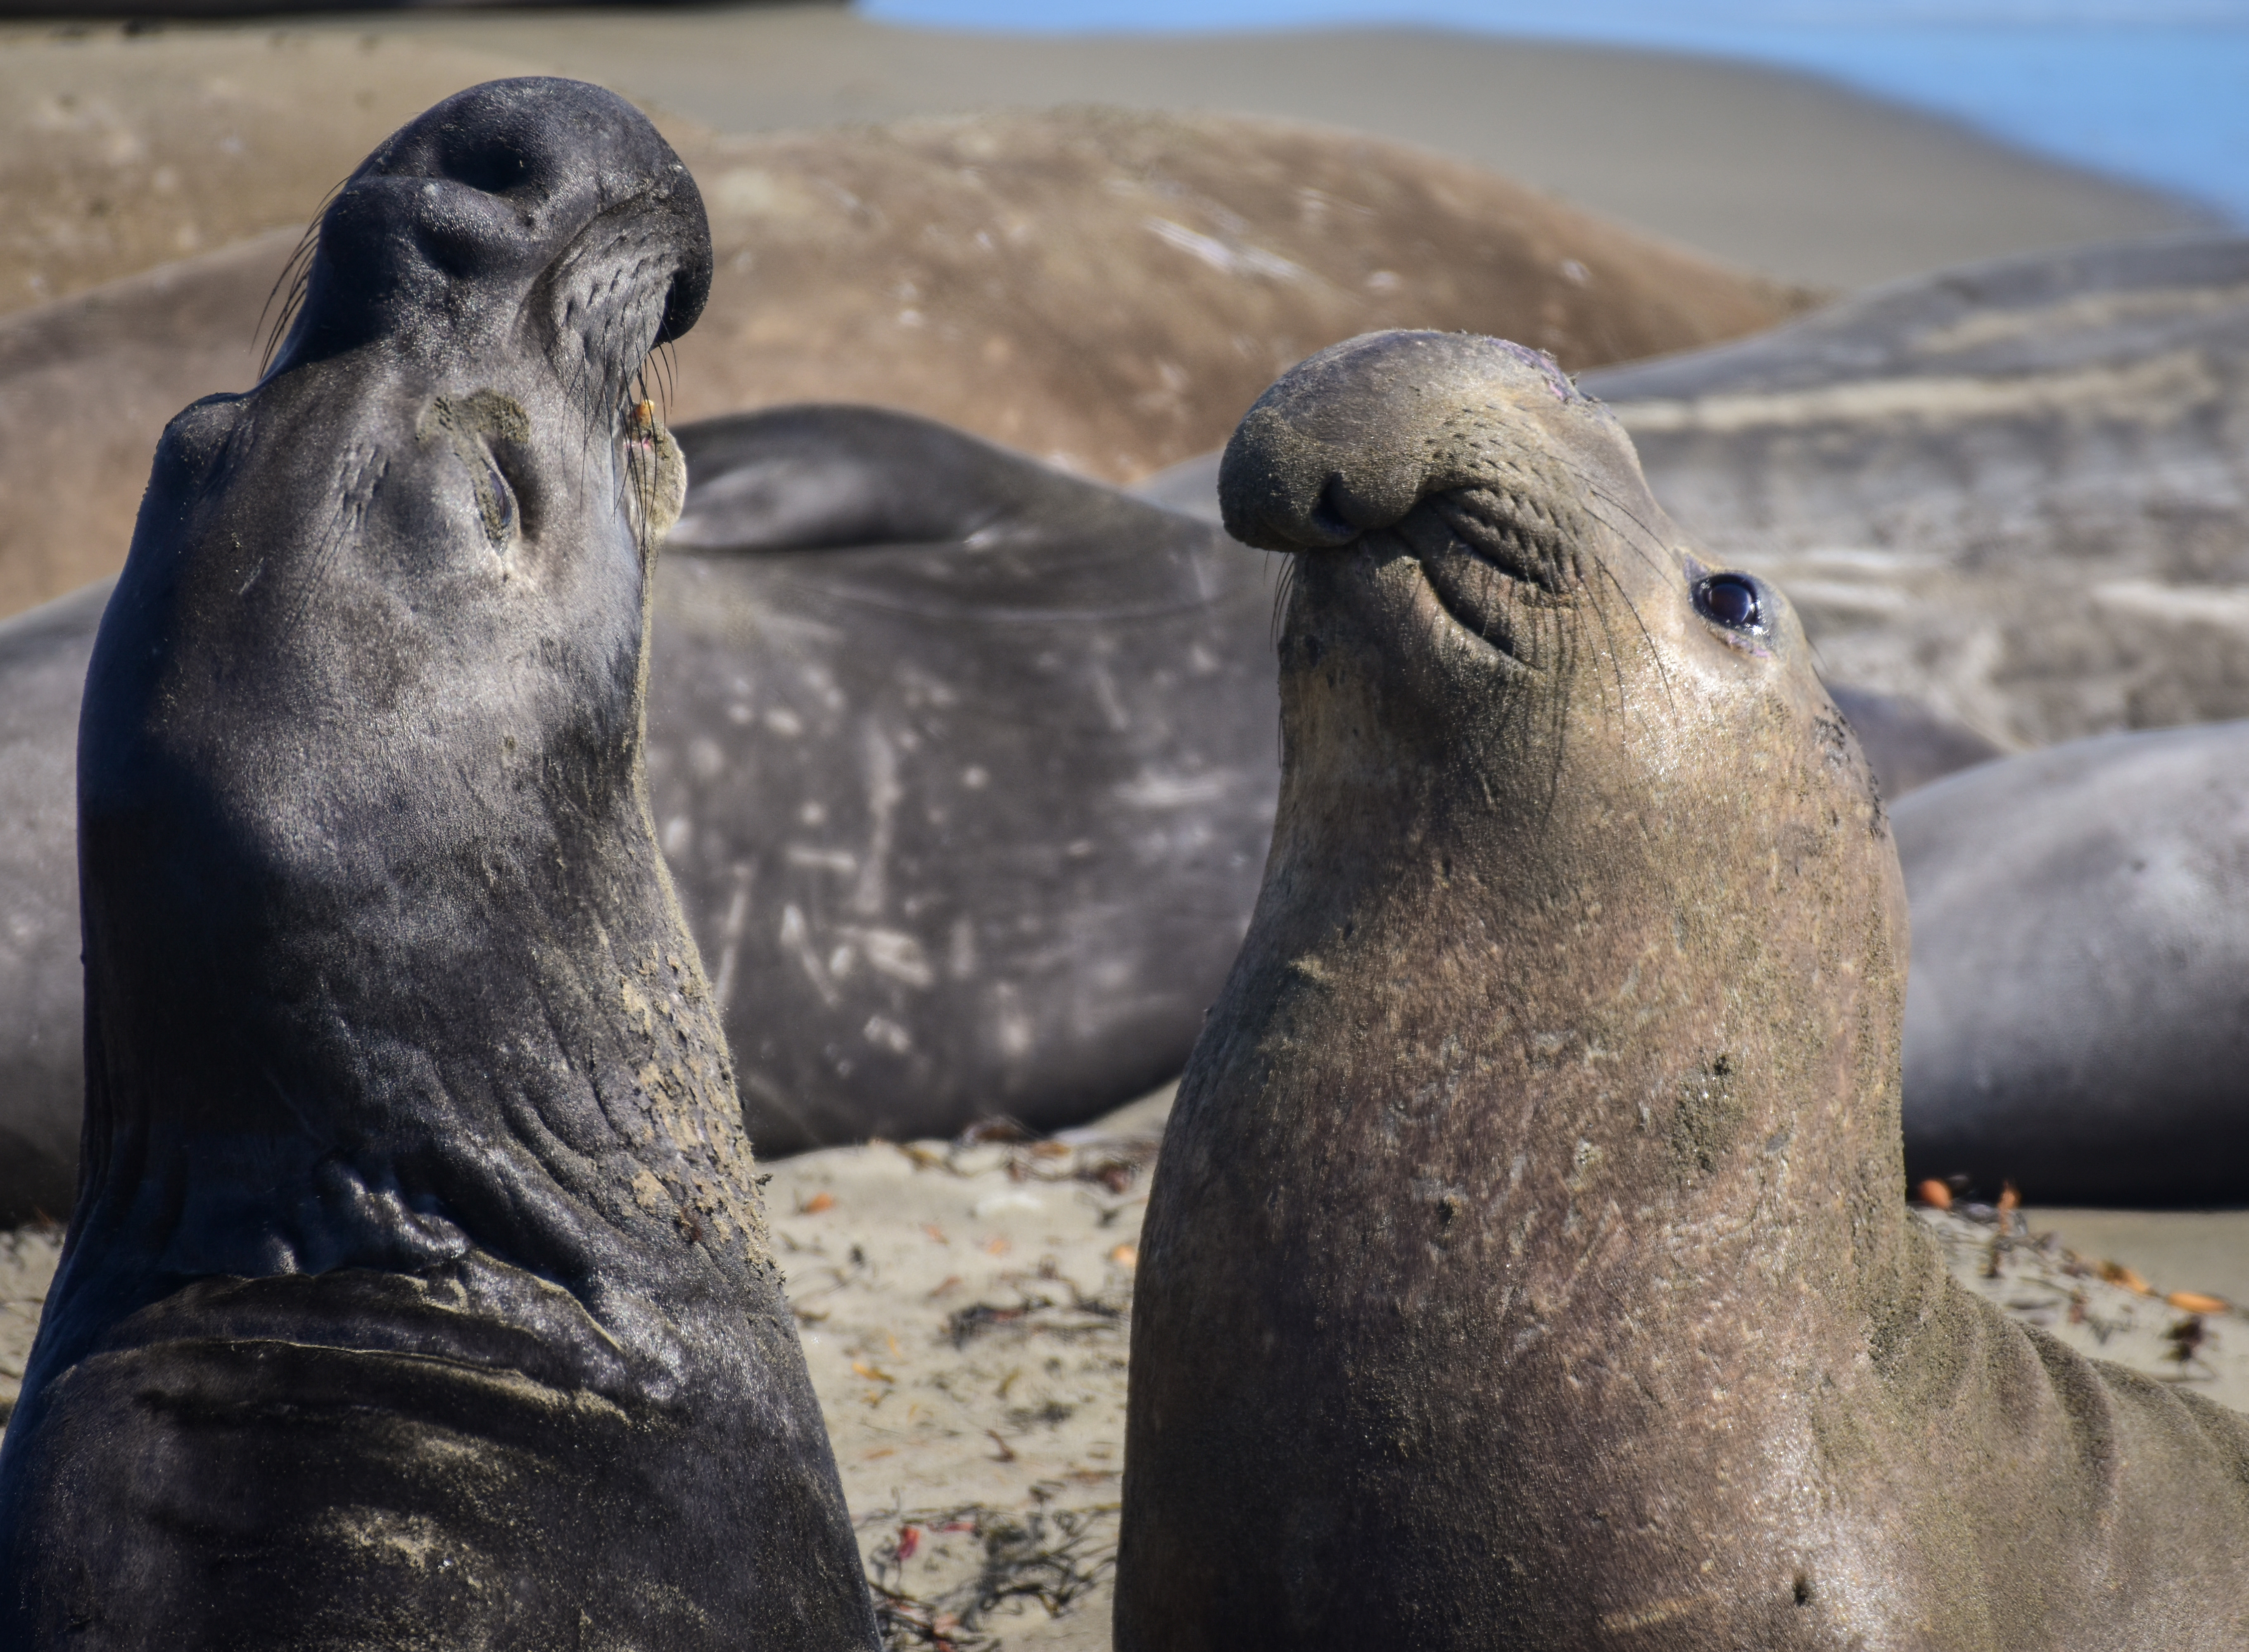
1402, 484, 1581, 663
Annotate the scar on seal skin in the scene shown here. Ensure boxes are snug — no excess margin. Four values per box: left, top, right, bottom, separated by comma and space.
0, 80, 876, 1650
1117, 330, 2249, 1652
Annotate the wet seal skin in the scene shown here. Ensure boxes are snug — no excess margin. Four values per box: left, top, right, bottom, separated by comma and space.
0, 81, 876, 1650
1116, 331, 2249, 1651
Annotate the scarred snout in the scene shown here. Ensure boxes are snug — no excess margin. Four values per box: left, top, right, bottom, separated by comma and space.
1217, 331, 1601, 552
270, 77, 712, 375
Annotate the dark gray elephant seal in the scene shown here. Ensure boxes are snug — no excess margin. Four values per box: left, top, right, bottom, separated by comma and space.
0, 406, 1273, 1215
0, 79, 876, 1649
651, 406, 1276, 1151
1118, 331, 2249, 1650
1898, 719, 2249, 1206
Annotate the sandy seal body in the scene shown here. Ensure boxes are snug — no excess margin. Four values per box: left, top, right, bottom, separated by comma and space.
0, 80, 875, 1648
1117, 331, 2249, 1650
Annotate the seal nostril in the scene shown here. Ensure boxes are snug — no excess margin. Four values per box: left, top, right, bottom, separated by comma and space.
653, 253, 712, 348
1304, 475, 1358, 545
454, 150, 531, 199
1694, 572, 1765, 634
432, 128, 541, 201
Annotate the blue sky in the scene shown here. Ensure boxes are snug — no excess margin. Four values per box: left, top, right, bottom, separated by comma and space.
862, 0, 2249, 223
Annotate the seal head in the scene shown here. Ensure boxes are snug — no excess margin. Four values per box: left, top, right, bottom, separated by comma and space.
1119, 330, 2249, 1650
0, 79, 873, 1650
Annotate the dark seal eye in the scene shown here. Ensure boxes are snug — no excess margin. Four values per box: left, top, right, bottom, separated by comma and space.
1694, 572, 1765, 633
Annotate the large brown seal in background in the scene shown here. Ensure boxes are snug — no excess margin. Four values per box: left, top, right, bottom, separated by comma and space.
1118, 332, 2249, 1649
0, 79, 875, 1647
0, 72, 1805, 622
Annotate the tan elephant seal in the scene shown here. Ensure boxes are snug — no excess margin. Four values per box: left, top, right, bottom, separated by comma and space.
1116, 330, 2249, 1650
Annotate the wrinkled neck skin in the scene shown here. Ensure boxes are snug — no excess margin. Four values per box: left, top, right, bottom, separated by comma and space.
1128, 334, 2249, 1652
1138, 416, 1933, 1639
26, 137, 740, 1417
1202, 432, 1915, 1356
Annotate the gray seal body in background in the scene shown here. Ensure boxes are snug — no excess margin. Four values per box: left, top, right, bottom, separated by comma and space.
0, 79, 876, 1650
1897, 720, 2249, 1206
653, 406, 1280, 1153
0, 406, 1281, 1218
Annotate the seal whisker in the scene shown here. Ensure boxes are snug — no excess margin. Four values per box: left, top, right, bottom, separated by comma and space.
1268, 553, 1298, 653
1582, 482, 1675, 586
255, 180, 342, 378
1592, 555, 1677, 722
1534, 660, 1571, 836
1582, 570, 1638, 724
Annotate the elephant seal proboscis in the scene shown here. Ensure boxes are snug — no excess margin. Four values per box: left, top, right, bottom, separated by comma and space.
1117, 331, 2249, 1649
1897, 718, 2249, 1207
1135, 449, 2007, 800
0, 404, 1275, 1213
0, 80, 877, 1649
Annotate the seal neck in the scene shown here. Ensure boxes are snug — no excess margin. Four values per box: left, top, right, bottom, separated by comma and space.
48, 352, 762, 1393
1208, 558, 1917, 1338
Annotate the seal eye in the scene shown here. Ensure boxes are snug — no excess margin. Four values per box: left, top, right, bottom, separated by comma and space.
1694, 572, 1765, 634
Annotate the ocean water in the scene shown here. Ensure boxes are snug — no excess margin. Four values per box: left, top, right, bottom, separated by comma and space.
859, 0, 2249, 225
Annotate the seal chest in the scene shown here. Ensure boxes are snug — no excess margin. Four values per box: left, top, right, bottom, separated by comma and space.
1116, 330, 2249, 1651
0, 80, 875, 1650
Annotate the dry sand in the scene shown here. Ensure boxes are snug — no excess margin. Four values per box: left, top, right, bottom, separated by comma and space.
0, 1090, 2240, 1650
